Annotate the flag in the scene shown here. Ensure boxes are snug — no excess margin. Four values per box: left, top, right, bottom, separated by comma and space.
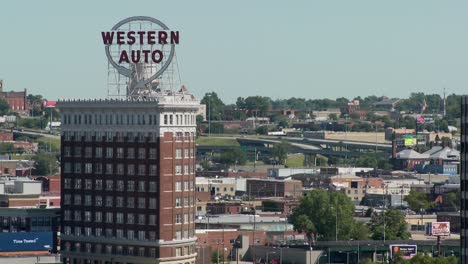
416, 115, 426, 124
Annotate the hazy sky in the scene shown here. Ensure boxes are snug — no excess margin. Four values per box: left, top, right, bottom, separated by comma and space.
0, 1, 466, 103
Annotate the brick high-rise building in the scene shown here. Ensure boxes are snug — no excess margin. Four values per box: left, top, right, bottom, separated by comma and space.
461, 96, 468, 263
58, 91, 199, 264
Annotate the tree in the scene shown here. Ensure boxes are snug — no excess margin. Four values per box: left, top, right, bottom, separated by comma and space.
32, 154, 58, 176
272, 141, 290, 165
219, 148, 247, 166
290, 189, 367, 241
211, 249, 226, 264
255, 125, 269, 135
404, 190, 434, 212
0, 99, 10, 115
369, 209, 411, 240
293, 214, 316, 245
201, 92, 225, 121
329, 113, 338, 121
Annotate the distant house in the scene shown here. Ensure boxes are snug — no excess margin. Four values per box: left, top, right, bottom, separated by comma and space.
0, 87, 28, 114
373, 97, 399, 112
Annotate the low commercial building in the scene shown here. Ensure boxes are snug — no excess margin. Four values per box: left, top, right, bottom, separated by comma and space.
246, 179, 302, 198
196, 177, 237, 197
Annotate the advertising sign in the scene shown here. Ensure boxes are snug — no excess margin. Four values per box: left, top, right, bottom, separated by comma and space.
390, 244, 417, 259
0, 232, 53, 252
404, 135, 416, 146
431, 222, 450, 236
42, 101, 57, 108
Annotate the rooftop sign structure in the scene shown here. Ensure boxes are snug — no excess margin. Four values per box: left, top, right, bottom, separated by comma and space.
102, 16, 181, 99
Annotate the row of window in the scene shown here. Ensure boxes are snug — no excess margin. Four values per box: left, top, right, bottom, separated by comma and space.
63, 195, 159, 208
63, 112, 197, 127
64, 147, 160, 159
62, 242, 194, 259
64, 163, 195, 176
63, 179, 158, 192
175, 181, 194, 192
63, 211, 159, 225
62, 131, 195, 142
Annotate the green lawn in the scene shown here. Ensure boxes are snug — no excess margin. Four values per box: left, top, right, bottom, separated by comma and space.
36, 137, 61, 152
196, 137, 240, 147
285, 154, 305, 168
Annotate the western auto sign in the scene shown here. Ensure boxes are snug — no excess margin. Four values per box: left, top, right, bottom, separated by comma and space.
431, 222, 450, 236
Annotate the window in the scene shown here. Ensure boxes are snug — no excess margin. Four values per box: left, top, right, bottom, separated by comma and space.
127, 197, 135, 208
184, 149, 189, 158
127, 181, 135, 191
105, 212, 113, 223
183, 165, 189, 175
95, 147, 102, 158
176, 149, 182, 159
106, 196, 113, 207
138, 181, 145, 192
190, 148, 194, 157
116, 213, 124, 224
95, 180, 102, 190
138, 198, 146, 209
138, 165, 145, 175
150, 248, 156, 258
127, 230, 134, 240
183, 230, 188, 239
138, 214, 146, 225
64, 210, 71, 221
127, 164, 135, 175
74, 147, 81, 157
176, 214, 181, 224
175, 197, 181, 207
149, 148, 157, 159
84, 179, 92, 190
95, 196, 102, 206
183, 181, 189, 191
138, 247, 145, 257
175, 231, 181, 240
149, 182, 157, 192
74, 210, 81, 221
106, 180, 113, 191
64, 194, 71, 205
138, 148, 146, 159
116, 229, 124, 239
105, 229, 113, 238
149, 198, 157, 209
127, 213, 134, 224
64, 163, 72, 173
64, 178, 72, 189
74, 163, 82, 173
95, 228, 102, 237
175, 182, 181, 191
106, 148, 113, 158
84, 195, 92, 206
176, 247, 182, 257
149, 215, 156, 225
184, 197, 189, 207
74, 227, 81, 236
85, 163, 92, 174
105, 164, 113, 174
117, 164, 124, 175
175, 165, 182, 175
149, 231, 156, 241
116, 196, 124, 207
127, 148, 135, 158
116, 180, 124, 191
149, 165, 157, 176
184, 213, 188, 223
74, 179, 82, 189
84, 211, 92, 222
95, 163, 102, 174
85, 147, 92, 158
64, 147, 72, 157
117, 147, 124, 158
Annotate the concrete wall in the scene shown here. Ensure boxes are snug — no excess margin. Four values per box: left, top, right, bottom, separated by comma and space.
248, 246, 323, 264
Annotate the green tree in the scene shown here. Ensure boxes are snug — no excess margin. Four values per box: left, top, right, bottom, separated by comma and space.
329, 113, 338, 120
201, 92, 225, 121
0, 99, 10, 115
211, 249, 226, 263
219, 147, 247, 166
404, 190, 434, 212
369, 209, 411, 240
272, 141, 290, 165
290, 189, 365, 241
293, 214, 316, 244
32, 154, 58, 176
255, 125, 269, 135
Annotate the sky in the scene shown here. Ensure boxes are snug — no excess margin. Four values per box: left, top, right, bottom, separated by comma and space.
0, 0, 467, 103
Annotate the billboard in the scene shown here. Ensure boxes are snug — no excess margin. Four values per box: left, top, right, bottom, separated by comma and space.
42, 101, 57, 108
0, 232, 53, 252
390, 244, 417, 259
431, 222, 450, 236
404, 135, 416, 147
